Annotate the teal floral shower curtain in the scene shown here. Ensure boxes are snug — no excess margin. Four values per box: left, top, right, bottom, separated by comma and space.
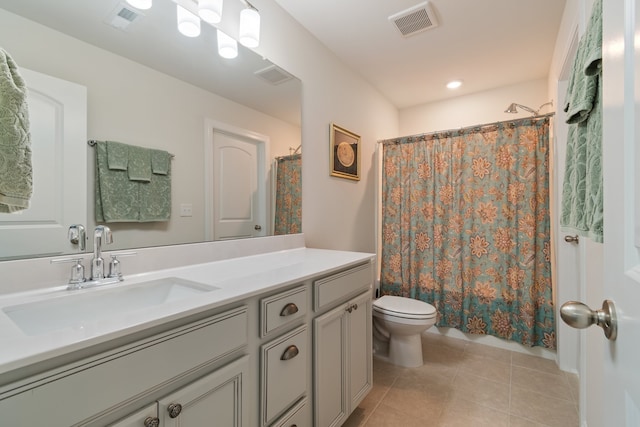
380, 116, 555, 349
274, 154, 301, 235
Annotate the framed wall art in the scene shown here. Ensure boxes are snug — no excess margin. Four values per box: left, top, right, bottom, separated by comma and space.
330, 123, 360, 181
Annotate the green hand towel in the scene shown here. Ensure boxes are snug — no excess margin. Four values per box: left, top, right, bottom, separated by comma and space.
127, 145, 152, 182
106, 140, 128, 170
0, 48, 32, 213
151, 149, 170, 175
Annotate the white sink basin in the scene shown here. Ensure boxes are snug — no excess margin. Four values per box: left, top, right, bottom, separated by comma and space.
2, 277, 219, 336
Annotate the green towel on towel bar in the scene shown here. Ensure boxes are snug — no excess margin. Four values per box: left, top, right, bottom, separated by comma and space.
106, 140, 128, 170
127, 145, 152, 182
95, 140, 172, 222
0, 48, 32, 213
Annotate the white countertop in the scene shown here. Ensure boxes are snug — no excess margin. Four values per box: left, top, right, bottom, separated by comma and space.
0, 247, 374, 381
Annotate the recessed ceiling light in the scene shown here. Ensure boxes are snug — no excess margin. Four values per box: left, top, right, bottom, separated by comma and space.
446, 80, 462, 89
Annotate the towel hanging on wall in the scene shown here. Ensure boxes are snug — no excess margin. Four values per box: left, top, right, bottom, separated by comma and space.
95, 140, 172, 222
0, 47, 32, 213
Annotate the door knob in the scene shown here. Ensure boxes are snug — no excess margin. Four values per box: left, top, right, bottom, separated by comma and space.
564, 235, 579, 244
560, 300, 617, 340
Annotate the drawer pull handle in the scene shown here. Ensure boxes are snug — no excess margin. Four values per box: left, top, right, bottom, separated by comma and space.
281, 344, 299, 361
280, 302, 299, 317
167, 403, 182, 418
144, 417, 160, 427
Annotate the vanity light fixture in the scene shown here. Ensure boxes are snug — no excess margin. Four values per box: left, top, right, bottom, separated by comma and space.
177, 4, 201, 37
446, 80, 462, 89
198, 0, 223, 24
125, 0, 152, 10
239, 1, 260, 48
217, 29, 238, 58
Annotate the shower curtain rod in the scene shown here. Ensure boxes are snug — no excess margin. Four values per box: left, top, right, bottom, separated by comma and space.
274, 152, 302, 160
377, 112, 554, 144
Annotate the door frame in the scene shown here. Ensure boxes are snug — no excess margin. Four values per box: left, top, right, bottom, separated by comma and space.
203, 119, 270, 241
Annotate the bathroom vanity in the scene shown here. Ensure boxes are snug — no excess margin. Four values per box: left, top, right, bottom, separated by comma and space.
0, 243, 374, 426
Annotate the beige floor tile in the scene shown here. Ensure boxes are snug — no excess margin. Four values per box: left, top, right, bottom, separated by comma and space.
464, 341, 512, 363
366, 402, 442, 427
450, 372, 510, 412
379, 375, 451, 421
439, 396, 510, 427
511, 365, 573, 400
423, 330, 469, 352
512, 352, 563, 376
564, 371, 580, 403
458, 355, 511, 384
422, 343, 466, 367
509, 414, 550, 427
511, 385, 579, 427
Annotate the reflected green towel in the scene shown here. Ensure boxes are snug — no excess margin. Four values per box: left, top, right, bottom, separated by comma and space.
151, 149, 170, 175
127, 145, 151, 182
106, 140, 128, 170
95, 141, 139, 222
560, 0, 603, 243
0, 48, 32, 213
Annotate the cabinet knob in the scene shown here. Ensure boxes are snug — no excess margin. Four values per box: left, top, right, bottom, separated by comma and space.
281, 344, 300, 361
167, 403, 183, 418
143, 417, 160, 427
352, 303, 358, 311
280, 302, 299, 317
346, 305, 353, 313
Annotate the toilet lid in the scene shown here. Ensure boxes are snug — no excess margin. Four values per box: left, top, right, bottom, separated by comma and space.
373, 295, 436, 319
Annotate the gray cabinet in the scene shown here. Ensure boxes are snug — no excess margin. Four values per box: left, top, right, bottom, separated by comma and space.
313, 291, 372, 427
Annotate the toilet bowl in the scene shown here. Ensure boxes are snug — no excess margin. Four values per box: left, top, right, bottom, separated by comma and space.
372, 295, 436, 368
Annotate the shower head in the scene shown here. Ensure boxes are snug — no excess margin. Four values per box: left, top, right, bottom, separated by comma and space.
504, 101, 553, 116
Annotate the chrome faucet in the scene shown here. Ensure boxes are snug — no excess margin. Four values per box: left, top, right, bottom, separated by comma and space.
90, 225, 113, 280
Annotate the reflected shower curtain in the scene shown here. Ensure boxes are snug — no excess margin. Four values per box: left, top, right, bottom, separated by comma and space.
274, 154, 301, 235
380, 117, 555, 349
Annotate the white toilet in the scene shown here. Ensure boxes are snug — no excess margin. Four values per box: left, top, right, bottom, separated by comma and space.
372, 295, 437, 368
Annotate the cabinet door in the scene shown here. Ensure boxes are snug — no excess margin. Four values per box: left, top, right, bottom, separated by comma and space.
158, 356, 250, 427
347, 292, 372, 410
313, 303, 348, 427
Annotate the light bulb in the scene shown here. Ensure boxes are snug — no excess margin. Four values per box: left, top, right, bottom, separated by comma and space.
198, 0, 223, 24
177, 4, 200, 38
239, 8, 260, 48
125, 0, 152, 10
217, 29, 238, 59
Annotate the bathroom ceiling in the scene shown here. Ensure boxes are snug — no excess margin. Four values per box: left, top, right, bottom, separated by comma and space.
273, 0, 567, 109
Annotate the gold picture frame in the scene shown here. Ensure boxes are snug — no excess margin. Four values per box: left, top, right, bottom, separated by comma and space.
330, 123, 361, 181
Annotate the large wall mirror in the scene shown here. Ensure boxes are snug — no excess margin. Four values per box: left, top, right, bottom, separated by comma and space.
0, 0, 302, 261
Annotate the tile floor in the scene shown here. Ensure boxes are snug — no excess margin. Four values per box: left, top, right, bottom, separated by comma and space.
343, 333, 579, 427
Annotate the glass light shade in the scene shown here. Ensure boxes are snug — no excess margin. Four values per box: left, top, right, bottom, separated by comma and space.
198, 0, 223, 24
217, 30, 238, 59
239, 8, 260, 48
125, 0, 152, 10
177, 4, 201, 37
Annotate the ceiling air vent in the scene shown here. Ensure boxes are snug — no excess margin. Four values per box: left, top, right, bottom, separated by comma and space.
105, 3, 143, 30
254, 65, 294, 86
388, 1, 439, 38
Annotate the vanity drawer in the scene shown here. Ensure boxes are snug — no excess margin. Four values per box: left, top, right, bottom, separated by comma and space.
0, 306, 248, 427
260, 285, 307, 337
314, 262, 373, 311
271, 397, 310, 427
260, 325, 308, 426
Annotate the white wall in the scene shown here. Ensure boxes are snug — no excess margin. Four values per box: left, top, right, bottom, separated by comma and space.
0, 8, 301, 252
399, 78, 550, 136
249, 0, 399, 253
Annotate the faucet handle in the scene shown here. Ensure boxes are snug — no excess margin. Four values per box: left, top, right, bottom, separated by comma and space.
51, 257, 86, 289
108, 252, 137, 281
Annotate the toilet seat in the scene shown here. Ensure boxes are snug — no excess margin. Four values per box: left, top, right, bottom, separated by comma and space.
373, 295, 436, 320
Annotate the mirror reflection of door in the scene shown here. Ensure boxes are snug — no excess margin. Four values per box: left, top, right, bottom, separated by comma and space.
0, 68, 87, 259
210, 130, 266, 240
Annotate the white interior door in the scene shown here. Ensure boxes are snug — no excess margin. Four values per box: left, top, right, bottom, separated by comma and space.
209, 129, 266, 241
0, 68, 86, 259
598, 0, 640, 425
